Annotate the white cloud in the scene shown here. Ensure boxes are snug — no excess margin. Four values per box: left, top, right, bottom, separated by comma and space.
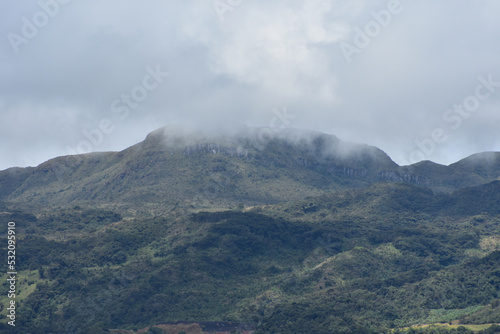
0, 0, 499, 170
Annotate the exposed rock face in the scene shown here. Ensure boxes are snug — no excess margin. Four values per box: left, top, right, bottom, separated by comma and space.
336, 166, 369, 179
1, 126, 499, 210
183, 143, 249, 158
378, 170, 430, 186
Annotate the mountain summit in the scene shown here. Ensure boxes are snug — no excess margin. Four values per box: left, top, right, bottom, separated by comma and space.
0, 126, 499, 212
2, 126, 500, 334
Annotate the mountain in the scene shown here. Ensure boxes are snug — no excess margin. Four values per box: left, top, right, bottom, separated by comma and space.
0, 126, 399, 212
1, 126, 499, 212
403, 152, 500, 192
1, 126, 500, 334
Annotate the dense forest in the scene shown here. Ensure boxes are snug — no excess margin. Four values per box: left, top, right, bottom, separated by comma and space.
1, 182, 500, 333
1, 130, 500, 333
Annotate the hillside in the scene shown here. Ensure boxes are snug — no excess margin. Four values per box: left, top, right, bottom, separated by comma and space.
1, 182, 500, 333
0, 126, 400, 212
1, 127, 499, 213
1, 127, 500, 333
404, 153, 500, 192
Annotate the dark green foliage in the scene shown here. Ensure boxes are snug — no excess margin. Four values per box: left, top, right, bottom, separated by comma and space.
396, 325, 500, 333
2, 128, 500, 213
2, 130, 500, 333
481, 324, 500, 333
461, 297, 500, 324
39, 208, 122, 232
148, 327, 163, 334
5, 192, 500, 333
446, 181, 500, 215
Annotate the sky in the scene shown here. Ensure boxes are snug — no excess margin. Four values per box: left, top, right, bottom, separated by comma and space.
1, 0, 500, 170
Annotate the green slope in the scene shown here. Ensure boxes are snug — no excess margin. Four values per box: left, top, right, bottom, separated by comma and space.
1, 127, 500, 333
1, 181, 500, 333
2, 127, 499, 215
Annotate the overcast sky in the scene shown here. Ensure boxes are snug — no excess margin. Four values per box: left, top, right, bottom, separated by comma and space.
1, 0, 500, 170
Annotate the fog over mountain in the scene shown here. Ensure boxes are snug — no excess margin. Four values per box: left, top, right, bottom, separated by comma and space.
1, 0, 500, 170
4, 3, 500, 332
2, 123, 500, 333
1, 125, 499, 215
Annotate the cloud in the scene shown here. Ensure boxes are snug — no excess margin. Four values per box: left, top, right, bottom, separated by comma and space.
0, 0, 499, 170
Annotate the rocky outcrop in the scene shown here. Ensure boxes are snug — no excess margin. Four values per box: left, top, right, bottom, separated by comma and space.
183, 143, 249, 158
378, 170, 430, 186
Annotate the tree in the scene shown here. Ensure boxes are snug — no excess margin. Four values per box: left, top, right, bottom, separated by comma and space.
148, 326, 163, 334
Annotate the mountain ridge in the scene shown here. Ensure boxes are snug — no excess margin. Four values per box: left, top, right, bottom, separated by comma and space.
1, 126, 499, 212
2, 126, 500, 333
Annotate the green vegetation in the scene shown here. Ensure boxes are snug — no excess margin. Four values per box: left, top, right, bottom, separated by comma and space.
1, 129, 500, 214
396, 324, 500, 333
0, 180, 499, 333
1, 129, 500, 333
